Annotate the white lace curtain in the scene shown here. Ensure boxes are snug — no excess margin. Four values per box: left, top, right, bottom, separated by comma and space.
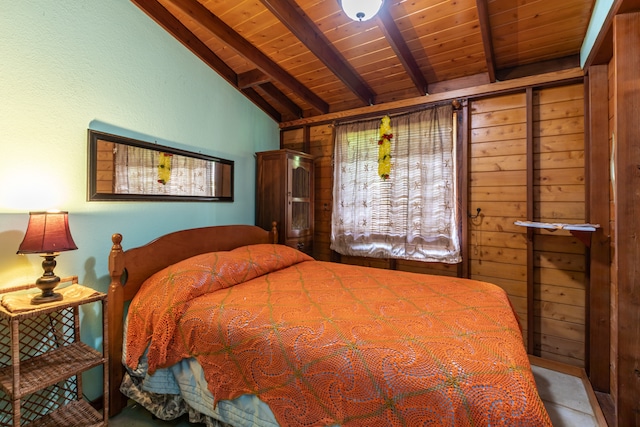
115, 145, 213, 196
331, 104, 461, 263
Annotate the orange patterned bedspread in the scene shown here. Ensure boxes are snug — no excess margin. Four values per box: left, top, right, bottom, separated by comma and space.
126, 244, 551, 426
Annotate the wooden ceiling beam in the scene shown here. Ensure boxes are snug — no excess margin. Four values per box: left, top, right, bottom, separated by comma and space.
476, 0, 497, 83
238, 70, 270, 89
131, 0, 236, 86
238, 70, 303, 118
259, 82, 303, 118
376, 7, 429, 96
167, 0, 329, 114
238, 70, 302, 118
242, 87, 282, 122
259, 0, 375, 106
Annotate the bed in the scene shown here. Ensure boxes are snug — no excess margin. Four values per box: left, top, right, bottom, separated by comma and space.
107, 224, 551, 426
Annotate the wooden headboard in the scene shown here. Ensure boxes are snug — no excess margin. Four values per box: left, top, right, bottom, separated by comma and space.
107, 223, 277, 416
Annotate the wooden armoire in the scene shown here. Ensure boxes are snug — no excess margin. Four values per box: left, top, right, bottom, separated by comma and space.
256, 149, 314, 255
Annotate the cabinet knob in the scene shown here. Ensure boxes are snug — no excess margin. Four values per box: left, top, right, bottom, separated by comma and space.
297, 242, 304, 249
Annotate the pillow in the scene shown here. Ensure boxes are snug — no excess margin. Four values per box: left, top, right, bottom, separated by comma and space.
229, 243, 313, 273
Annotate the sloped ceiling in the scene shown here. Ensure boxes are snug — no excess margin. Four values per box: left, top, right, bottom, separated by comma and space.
132, 0, 595, 124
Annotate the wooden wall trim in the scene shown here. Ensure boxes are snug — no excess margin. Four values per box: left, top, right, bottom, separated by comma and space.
303, 125, 311, 153
459, 103, 470, 278
612, 12, 640, 426
586, 64, 611, 393
280, 68, 584, 129
525, 87, 535, 353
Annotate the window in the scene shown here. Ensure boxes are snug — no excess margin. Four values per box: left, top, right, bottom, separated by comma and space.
331, 104, 460, 263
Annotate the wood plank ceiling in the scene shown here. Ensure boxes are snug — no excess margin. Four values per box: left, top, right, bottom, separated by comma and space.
132, 0, 595, 124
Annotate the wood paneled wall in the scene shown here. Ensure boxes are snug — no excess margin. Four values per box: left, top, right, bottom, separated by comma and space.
468, 84, 586, 366
532, 85, 586, 366
309, 125, 333, 261
281, 82, 587, 367
468, 92, 529, 333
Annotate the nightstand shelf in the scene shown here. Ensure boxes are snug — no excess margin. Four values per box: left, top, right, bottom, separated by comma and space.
0, 277, 108, 427
0, 342, 103, 397
22, 400, 103, 427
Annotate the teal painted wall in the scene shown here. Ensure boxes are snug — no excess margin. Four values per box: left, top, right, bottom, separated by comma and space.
0, 0, 279, 400
580, 0, 615, 67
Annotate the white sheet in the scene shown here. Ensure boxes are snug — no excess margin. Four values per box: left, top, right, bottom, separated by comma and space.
122, 315, 279, 427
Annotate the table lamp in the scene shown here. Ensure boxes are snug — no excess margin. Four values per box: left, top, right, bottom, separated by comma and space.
16, 211, 78, 304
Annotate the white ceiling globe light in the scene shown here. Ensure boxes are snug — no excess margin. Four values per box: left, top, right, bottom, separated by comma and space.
339, 0, 384, 22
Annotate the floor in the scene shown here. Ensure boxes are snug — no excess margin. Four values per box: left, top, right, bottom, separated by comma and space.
110, 363, 606, 426
531, 364, 603, 426
109, 403, 194, 427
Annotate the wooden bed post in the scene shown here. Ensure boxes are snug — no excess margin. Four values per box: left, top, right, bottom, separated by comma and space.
271, 221, 278, 244
108, 233, 128, 416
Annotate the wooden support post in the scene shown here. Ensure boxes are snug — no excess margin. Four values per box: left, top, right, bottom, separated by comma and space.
612, 12, 640, 426
585, 64, 611, 393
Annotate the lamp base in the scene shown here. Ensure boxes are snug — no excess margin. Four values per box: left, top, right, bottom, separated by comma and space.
31, 256, 63, 305
31, 292, 63, 304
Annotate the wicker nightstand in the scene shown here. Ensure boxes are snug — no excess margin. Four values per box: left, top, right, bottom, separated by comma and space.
0, 276, 108, 426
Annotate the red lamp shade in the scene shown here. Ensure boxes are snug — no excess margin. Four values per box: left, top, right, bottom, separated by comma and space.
17, 211, 78, 304
17, 211, 78, 255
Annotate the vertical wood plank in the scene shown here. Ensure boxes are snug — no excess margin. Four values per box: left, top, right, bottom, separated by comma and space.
526, 87, 535, 353
586, 64, 611, 393
309, 124, 334, 261
607, 55, 618, 412
460, 103, 470, 278
612, 12, 640, 426
304, 125, 311, 154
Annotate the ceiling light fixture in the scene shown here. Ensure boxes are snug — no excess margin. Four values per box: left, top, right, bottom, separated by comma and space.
339, 0, 384, 22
